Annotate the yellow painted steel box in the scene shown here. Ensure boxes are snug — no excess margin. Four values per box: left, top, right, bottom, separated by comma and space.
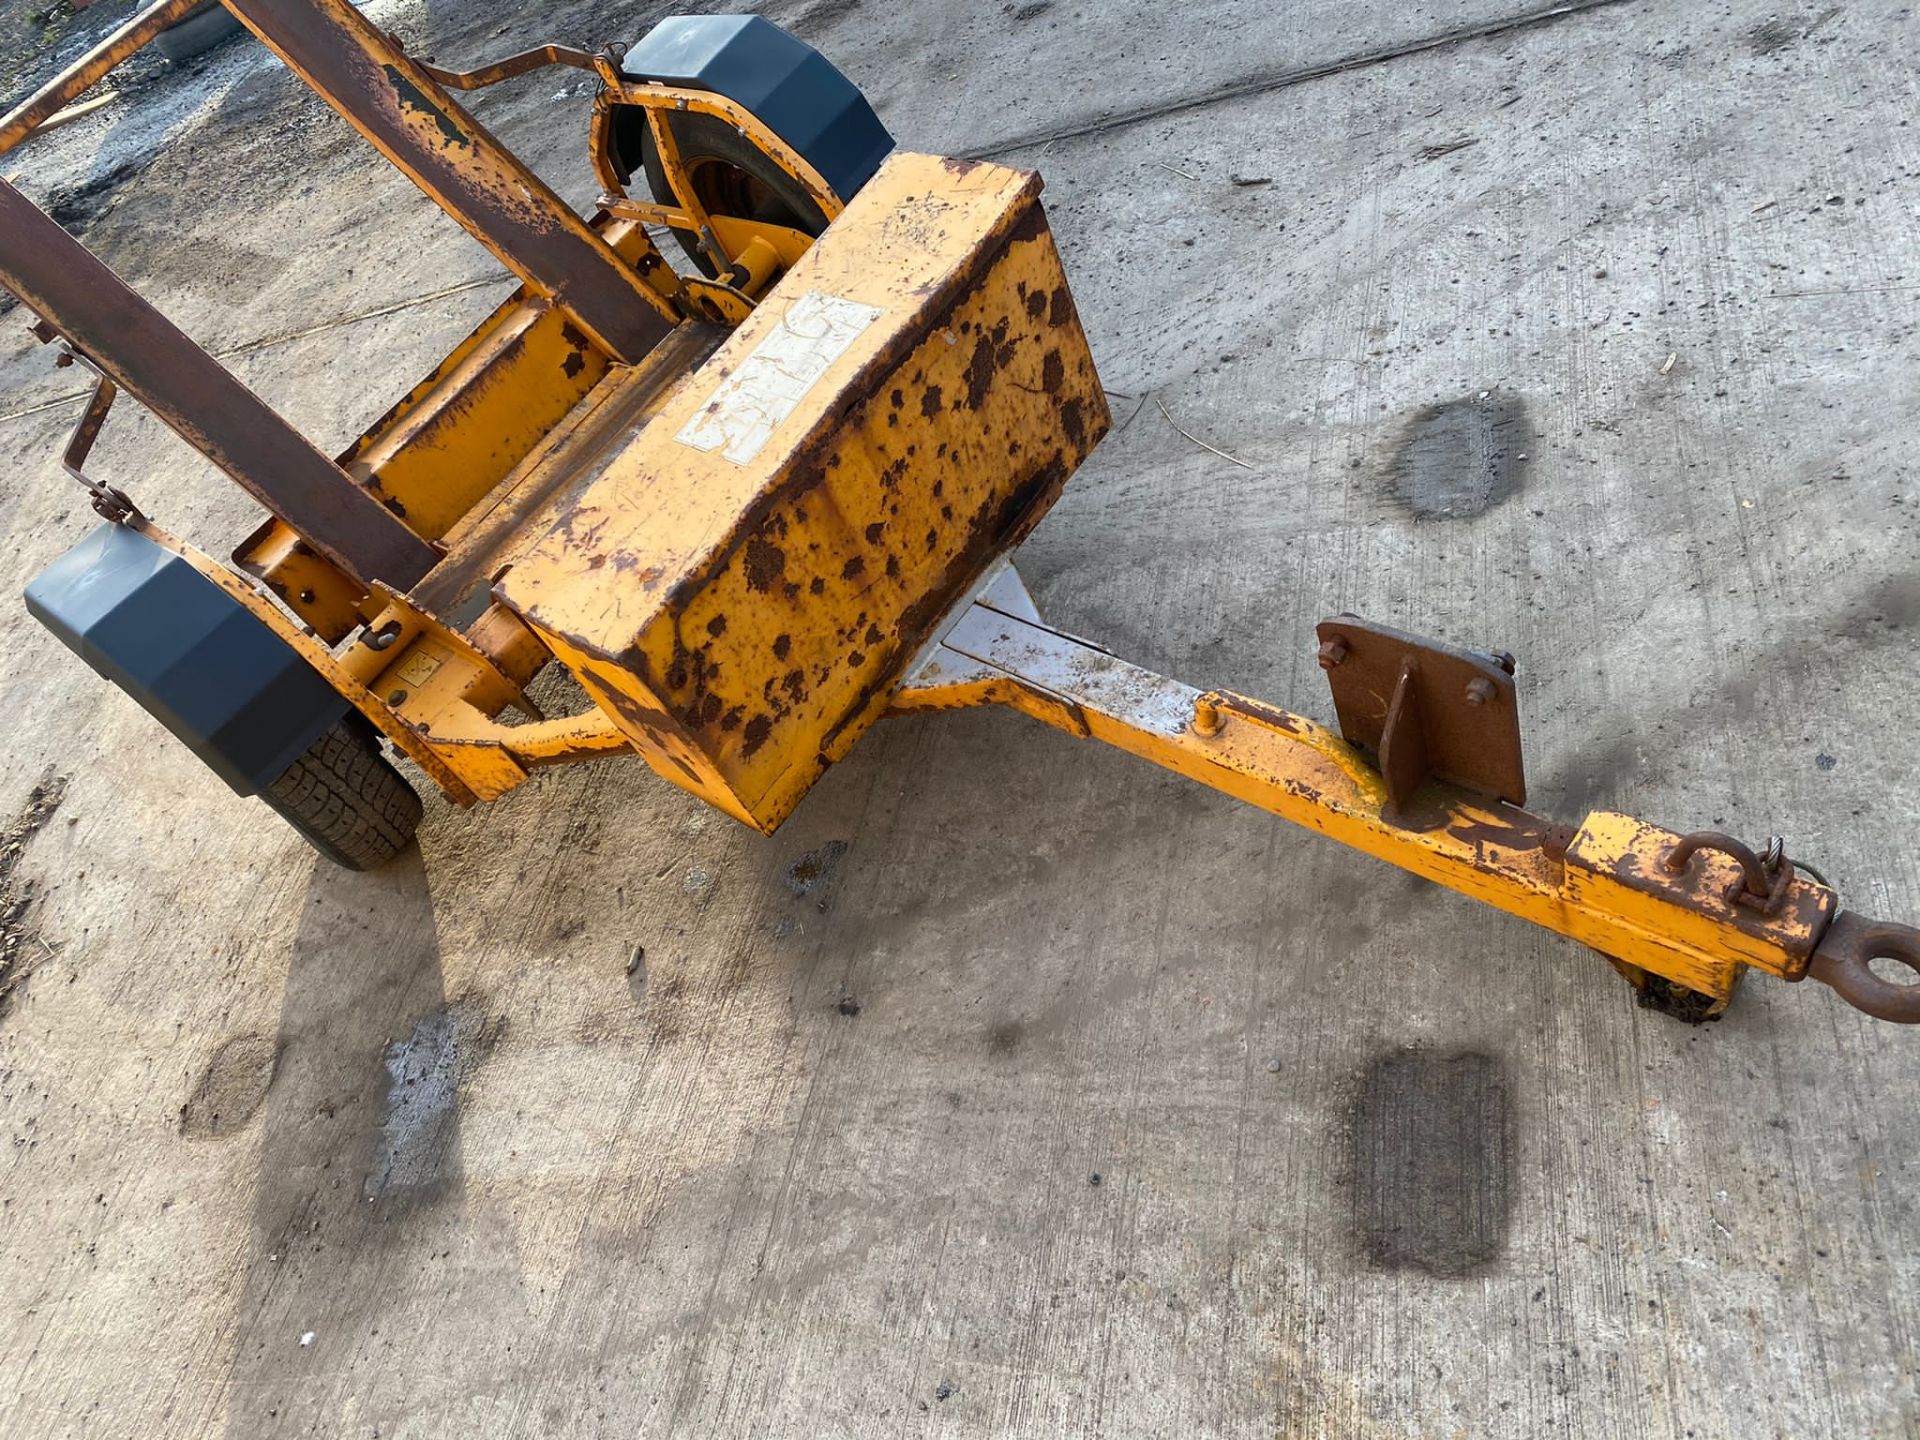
500, 152, 1110, 831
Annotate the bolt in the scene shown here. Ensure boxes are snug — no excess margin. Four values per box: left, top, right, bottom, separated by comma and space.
1465, 678, 1496, 705
1191, 697, 1226, 737
1318, 637, 1350, 670
298, 588, 316, 604
387, 688, 409, 706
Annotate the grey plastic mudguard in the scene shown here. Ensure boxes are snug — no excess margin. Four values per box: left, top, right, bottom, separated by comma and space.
24, 523, 347, 796
620, 14, 895, 204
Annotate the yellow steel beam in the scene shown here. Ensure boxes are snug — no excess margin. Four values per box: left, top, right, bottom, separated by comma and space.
892, 599, 1887, 1009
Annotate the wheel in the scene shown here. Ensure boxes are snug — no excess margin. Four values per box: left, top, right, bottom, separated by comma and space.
259, 715, 422, 871
152, 2, 246, 63
609, 107, 830, 276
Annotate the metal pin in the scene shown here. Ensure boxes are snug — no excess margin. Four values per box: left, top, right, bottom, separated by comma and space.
1190, 697, 1226, 737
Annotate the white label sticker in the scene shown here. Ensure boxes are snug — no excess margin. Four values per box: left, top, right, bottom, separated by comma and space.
675, 290, 883, 466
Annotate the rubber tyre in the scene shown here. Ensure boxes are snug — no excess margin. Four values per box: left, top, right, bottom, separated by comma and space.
153, 3, 245, 63
610, 107, 830, 276
259, 716, 422, 871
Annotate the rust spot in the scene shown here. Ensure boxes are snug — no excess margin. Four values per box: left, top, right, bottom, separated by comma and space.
1061, 397, 1087, 449
382, 65, 470, 150
1219, 694, 1305, 734
783, 669, 807, 700
890, 388, 905, 409
964, 332, 1000, 410
744, 537, 786, 594
885, 555, 901, 579
743, 715, 773, 755
865, 522, 886, 544
842, 556, 866, 580
721, 706, 745, 731
921, 386, 944, 418
772, 633, 791, 659
383, 495, 408, 518
666, 663, 689, 690
809, 576, 826, 595
1048, 286, 1073, 327
1042, 350, 1065, 394
848, 650, 867, 667
561, 350, 586, 379
1025, 288, 1047, 320
864, 624, 884, 646
1009, 203, 1048, 248
706, 614, 727, 638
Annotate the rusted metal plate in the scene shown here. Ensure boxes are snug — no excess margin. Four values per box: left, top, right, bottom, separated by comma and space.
503, 153, 1110, 831
0, 179, 438, 589
221, 0, 676, 363
1315, 614, 1525, 809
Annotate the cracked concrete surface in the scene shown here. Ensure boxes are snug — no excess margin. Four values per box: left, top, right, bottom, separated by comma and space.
1, 1, 1917, 1436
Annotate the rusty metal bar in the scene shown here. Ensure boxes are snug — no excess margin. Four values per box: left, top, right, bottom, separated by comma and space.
218, 0, 676, 363
0, 0, 202, 158
0, 179, 439, 588
417, 44, 601, 92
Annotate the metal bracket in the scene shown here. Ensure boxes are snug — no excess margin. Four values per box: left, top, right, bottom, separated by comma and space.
1315, 614, 1525, 812
46, 336, 146, 527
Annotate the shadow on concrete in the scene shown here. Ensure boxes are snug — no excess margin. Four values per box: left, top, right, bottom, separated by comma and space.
218, 846, 532, 1436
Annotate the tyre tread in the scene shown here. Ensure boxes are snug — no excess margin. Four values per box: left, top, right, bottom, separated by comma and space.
259, 719, 421, 871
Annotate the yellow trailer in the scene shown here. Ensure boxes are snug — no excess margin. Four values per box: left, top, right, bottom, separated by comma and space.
2, 1, 1914, 1027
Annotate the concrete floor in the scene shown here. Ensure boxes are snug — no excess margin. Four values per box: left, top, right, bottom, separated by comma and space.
2, 1, 1918, 1435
